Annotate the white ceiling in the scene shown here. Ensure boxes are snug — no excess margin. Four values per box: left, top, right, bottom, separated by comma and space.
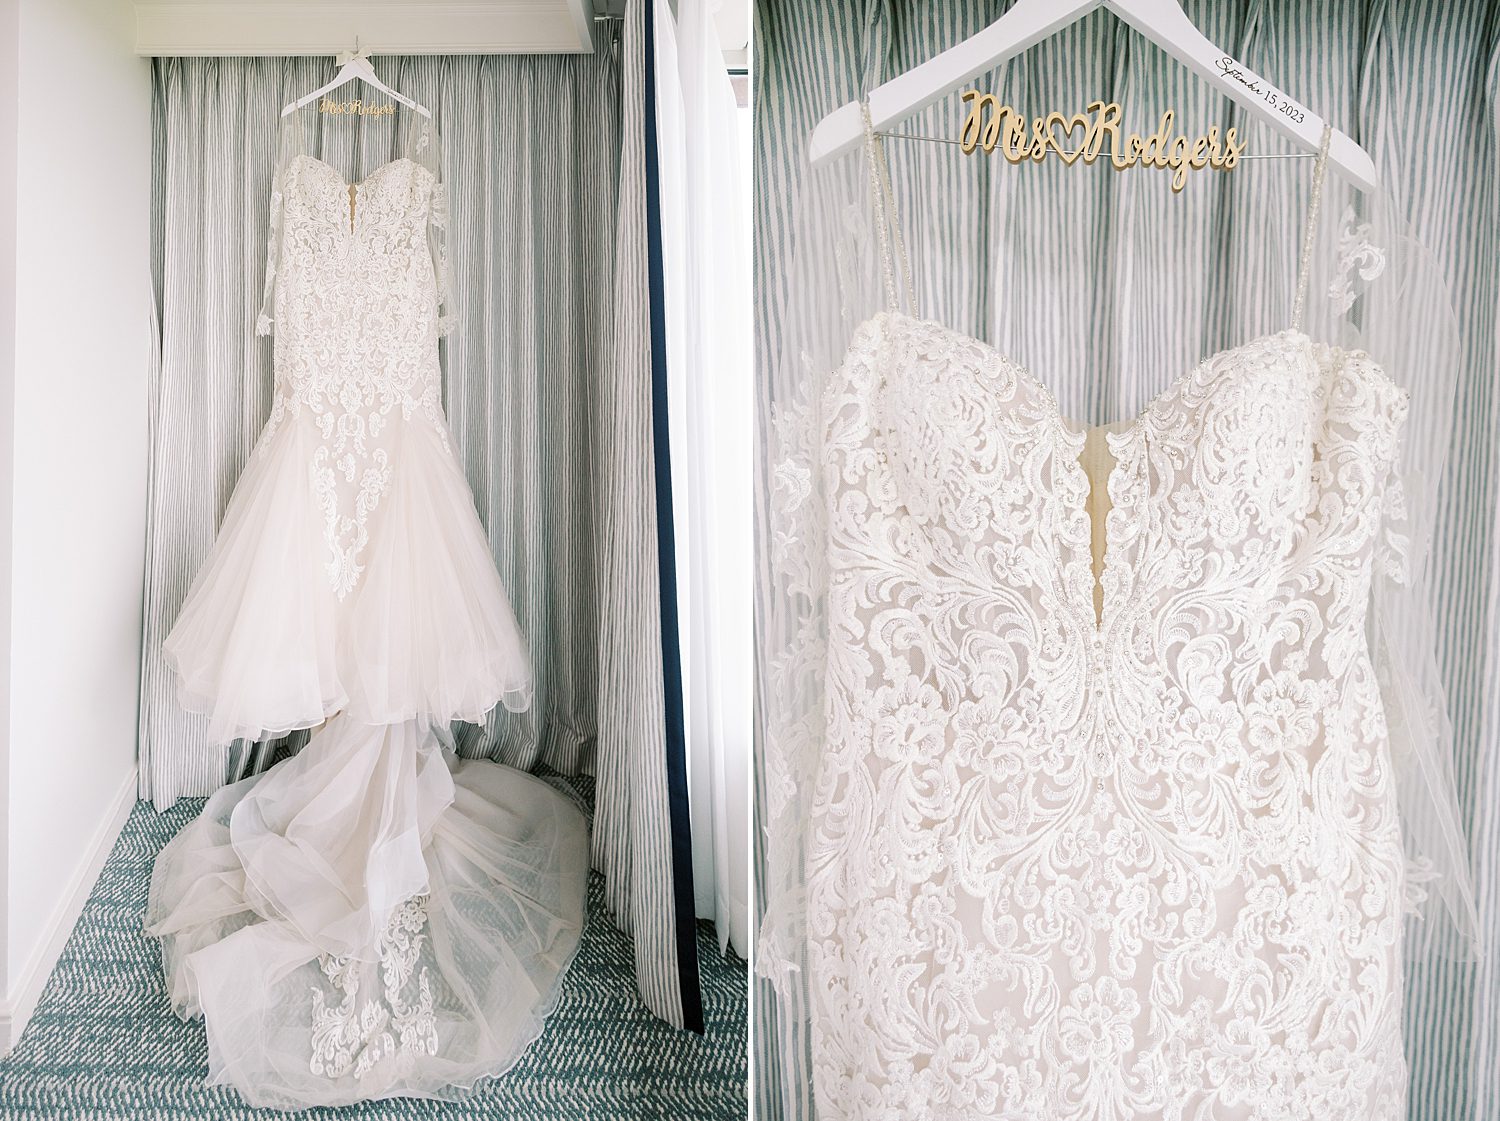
714, 1, 749, 68
135, 1, 597, 56
591, 0, 748, 66
135, 0, 751, 62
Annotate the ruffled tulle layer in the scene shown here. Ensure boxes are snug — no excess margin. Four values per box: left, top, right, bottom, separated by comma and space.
163, 415, 533, 744
145, 715, 589, 1110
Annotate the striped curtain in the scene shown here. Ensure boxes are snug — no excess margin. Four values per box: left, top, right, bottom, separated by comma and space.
139, 46, 701, 1028
754, 1, 1500, 1117
594, 0, 705, 1030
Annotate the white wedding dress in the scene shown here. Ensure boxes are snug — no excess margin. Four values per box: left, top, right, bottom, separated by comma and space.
805, 125, 1414, 1119
145, 109, 589, 1110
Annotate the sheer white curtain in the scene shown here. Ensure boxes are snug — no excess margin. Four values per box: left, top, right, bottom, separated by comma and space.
654, 0, 752, 958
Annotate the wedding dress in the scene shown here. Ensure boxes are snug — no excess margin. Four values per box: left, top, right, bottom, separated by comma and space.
162, 127, 530, 744
804, 120, 1416, 1119
145, 107, 589, 1110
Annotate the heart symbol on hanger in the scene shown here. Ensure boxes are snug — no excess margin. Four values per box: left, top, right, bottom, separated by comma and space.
1041, 111, 1091, 166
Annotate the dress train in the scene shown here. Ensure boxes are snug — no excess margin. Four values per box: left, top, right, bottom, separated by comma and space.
145, 714, 589, 1110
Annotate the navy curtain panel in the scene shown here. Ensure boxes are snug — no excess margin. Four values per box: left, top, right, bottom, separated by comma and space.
642, 0, 706, 1034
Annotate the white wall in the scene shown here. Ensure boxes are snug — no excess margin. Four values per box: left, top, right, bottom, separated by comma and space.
0, 0, 151, 1045
0, 0, 18, 1033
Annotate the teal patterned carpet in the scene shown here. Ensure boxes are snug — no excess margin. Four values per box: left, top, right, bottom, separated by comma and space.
0, 790, 748, 1119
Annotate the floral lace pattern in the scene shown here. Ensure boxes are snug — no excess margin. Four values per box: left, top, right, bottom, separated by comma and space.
1327, 205, 1387, 315
805, 312, 1412, 1120
309, 894, 439, 1080
259, 154, 452, 599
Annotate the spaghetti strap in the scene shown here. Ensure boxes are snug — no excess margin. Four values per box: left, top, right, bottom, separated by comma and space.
1291, 122, 1334, 332
859, 101, 918, 317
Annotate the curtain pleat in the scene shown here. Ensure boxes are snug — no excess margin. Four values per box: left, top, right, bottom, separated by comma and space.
754, 1, 1500, 1116
595, 0, 705, 1031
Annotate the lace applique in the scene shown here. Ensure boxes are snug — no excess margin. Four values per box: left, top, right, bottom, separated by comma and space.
258, 155, 452, 599
1328, 206, 1387, 314
311, 447, 393, 599
755, 355, 829, 996
254, 173, 284, 338
309, 894, 439, 1080
1375, 469, 1411, 585
802, 312, 1413, 1121
429, 180, 457, 338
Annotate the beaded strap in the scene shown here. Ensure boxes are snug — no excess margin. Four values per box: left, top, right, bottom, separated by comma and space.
1291, 122, 1334, 331
859, 101, 918, 317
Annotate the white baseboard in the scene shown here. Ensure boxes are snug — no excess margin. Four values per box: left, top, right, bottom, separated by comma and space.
0, 766, 139, 1054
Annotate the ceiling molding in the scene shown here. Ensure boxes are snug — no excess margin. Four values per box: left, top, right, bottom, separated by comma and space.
134, 1, 596, 57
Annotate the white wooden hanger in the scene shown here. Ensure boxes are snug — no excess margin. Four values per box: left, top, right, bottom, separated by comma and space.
281, 39, 432, 119
808, 0, 1378, 192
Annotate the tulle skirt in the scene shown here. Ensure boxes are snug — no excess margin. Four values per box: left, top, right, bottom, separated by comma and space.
145, 715, 590, 1110
163, 413, 533, 744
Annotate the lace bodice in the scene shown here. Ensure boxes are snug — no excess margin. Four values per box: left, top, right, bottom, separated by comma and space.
255, 151, 454, 600
805, 311, 1412, 1120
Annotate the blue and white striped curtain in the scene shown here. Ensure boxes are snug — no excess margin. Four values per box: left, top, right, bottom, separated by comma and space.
754, 1, 1500, 1116
138, 40, 704, 1029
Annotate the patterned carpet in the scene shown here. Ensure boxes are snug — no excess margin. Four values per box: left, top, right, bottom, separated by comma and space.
0, 787, 748, 1119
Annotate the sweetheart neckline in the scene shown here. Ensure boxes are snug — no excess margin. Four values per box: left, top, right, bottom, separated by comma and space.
868, 308, 1317, 445
294, 153, 417, 192
859, 310, 1326, 636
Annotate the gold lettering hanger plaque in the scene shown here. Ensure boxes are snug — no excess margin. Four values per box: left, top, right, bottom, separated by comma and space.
318, 96, 397, 117
958, 92, 1246, 193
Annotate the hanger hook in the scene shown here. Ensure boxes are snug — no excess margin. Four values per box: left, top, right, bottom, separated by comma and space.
336, 34, 367, 68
